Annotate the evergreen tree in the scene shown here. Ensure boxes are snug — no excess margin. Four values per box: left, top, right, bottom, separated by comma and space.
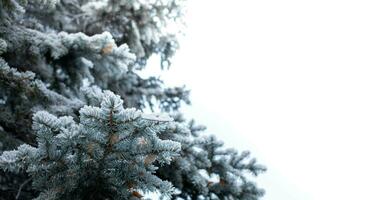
0, 0, 266, 199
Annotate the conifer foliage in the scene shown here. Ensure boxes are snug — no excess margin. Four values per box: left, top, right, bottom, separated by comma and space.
0, 0, 265, 199
1, 91, 181, 200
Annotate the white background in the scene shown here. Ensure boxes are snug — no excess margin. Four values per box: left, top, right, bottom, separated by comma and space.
148, 0, 386, 199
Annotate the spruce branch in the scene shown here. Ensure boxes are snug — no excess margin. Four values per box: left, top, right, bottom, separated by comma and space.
0, 91, 181, 199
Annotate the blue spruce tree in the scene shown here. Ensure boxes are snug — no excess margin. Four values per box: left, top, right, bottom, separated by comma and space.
0, 0, 266, 199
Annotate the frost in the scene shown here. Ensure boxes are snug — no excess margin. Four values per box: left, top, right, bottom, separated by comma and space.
142, 113, 173, 122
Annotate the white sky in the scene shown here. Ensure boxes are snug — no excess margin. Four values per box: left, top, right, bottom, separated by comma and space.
147, 0, 386, 199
